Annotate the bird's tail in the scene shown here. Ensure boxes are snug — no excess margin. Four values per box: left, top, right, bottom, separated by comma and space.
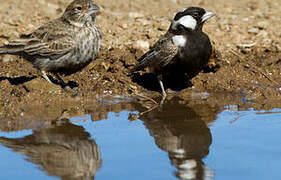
0, 45, 25, 55
0, 39, 29, 54
130, 50, 156, 74
130, 64, 142, 73
0, 137, 15, 148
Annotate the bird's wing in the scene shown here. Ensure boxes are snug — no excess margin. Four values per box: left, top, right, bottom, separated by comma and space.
22, 25, 76, 59
0, 19, 76, 59
22, 35, 75, 58
133, 33, 178, 72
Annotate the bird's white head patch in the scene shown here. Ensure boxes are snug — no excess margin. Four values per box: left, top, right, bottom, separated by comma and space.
172, 15, 197, 30
172, 35, 186, 47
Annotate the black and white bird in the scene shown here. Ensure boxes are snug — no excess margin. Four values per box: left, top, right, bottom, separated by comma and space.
132, 7, 215, 102
0, 0, 102, 84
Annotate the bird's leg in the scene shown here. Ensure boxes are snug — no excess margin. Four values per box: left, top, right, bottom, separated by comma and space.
157, 74, 167, 105
54, 73, 65, 85
41, 71, 53, 84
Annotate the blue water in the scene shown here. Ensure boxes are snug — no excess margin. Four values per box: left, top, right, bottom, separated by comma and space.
0, 104, 280, 180
206, 108, 281, 180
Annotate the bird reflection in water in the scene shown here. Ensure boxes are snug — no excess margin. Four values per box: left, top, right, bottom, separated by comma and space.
139, 99, 214, 180
0, 118, 101, 180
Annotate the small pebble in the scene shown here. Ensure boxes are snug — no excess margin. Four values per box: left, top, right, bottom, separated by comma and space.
121, 23, 128, 29
248, 27, 259, 34
256, 21, 268, 29
2, 55, 15, 63
135, 40, 149, 50
129, 12, 144, 19
136, 19, 151, 26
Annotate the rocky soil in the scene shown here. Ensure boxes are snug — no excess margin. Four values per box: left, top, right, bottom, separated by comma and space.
0, 0, 280, 128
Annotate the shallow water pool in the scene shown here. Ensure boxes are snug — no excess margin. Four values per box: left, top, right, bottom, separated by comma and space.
0, 99, 280, 180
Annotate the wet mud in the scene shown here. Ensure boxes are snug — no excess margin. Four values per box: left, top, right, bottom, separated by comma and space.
0, 0, 281, 123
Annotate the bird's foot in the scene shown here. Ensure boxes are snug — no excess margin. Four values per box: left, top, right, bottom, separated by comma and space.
41, 71, 53, 84
160, 91, 167, 105
41, 71, 69, 89
54, 74, 65, 85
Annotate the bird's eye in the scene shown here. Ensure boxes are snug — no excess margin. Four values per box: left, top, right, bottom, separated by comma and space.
193, 12, 199, 17
76, 6, 82, 11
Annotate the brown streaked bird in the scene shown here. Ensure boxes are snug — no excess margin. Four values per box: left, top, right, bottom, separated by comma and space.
132, 7, 215, 103
0, 0, 102, 84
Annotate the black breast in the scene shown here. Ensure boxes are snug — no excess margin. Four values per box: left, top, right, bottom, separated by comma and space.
178, 31, 212, 77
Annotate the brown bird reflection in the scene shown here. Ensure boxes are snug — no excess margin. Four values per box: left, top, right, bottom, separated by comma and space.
139, 98, 213, 180
0, 119, 101, 180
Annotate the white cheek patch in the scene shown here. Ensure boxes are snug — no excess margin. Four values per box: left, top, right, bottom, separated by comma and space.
176, 15, 197, 30
172, 35, 186, 47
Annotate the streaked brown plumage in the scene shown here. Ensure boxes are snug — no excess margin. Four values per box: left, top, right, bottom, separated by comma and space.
0, 0, 102, 84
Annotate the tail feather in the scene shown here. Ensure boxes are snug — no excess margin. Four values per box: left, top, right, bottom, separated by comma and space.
0, 137, 15, 147
131, 50, 157, 73
131, 64, 143, 73
0, 44, 25, 54
131, 62, 146, 74
0, 39, 29, 54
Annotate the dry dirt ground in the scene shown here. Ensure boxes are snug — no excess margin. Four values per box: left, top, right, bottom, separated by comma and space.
0, 0, 281, 127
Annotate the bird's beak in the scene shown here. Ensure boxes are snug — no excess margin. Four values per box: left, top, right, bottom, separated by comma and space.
201, 10, 215, 22
88, 3, 100, 15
